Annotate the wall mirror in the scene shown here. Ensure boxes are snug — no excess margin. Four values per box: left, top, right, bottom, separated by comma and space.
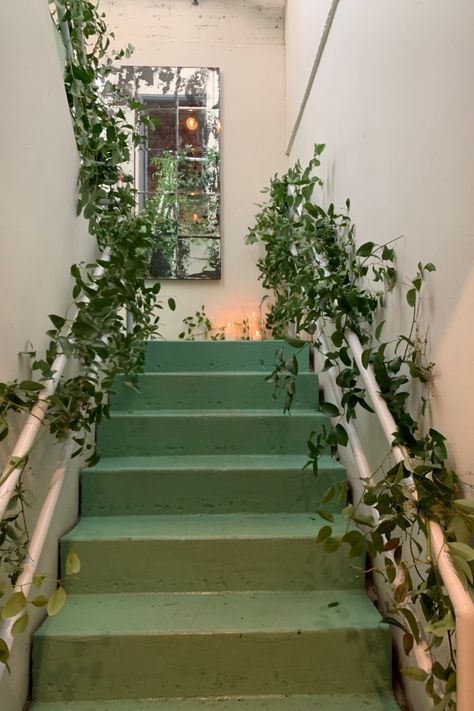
115, 65, 221, 280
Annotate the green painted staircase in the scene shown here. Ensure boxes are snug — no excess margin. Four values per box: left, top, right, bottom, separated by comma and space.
30, 341, 399, 710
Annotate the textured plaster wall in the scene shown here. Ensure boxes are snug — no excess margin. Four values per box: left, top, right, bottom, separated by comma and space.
100, 0, 287, 338
0, 2, 95, 709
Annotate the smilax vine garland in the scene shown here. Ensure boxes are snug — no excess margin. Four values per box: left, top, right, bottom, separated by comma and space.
0, 0, 173, 666
246, 144, 474, 709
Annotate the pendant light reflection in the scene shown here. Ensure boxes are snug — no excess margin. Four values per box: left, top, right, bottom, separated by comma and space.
185, 115, 199, 131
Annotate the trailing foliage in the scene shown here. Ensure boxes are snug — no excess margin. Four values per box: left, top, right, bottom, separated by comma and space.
246, 144, 474, 709
0, 0, 172, 665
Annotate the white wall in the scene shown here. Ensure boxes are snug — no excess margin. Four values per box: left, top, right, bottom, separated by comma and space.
101, 0, 287, 338
286, 2, 474, 708
285, 0, 474, 483
0, 2, 95, 708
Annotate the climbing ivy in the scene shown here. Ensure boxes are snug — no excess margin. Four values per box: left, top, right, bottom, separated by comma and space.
246, 144, 474, 709
0, 0, 171, 666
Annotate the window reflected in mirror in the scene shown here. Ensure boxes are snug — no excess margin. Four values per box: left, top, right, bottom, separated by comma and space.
115, 66, 221, 280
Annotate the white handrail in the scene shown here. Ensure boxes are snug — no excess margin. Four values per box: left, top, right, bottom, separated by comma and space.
335, 326, 474, 709
319, 330, 435, 677
0, 249, 110, 520
0, 437, 74, 687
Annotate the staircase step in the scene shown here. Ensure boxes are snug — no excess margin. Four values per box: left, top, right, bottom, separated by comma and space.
111, 372, 318, 411
98, 410, 328, 457
29, 692, 400, 710
61, 514, 361, 593
32, 591, 391, 701
144, 340, 310, 373
81, 455, 345, 516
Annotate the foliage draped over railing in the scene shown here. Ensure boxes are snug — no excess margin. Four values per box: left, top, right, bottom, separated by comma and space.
245, 144, 474, 709
0, 0, 171, 666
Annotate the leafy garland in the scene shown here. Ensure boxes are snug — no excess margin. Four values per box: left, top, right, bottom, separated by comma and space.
0, 0, 172, 666
246, 144, 474, 709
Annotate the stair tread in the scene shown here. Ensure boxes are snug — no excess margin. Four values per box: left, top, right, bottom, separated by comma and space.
117, 371, 314, 377
29, 693, 400, 710
83, 453, 341, 472
106, 409, 321, 417
63, 513, 347, 541
36, 590, 383, 637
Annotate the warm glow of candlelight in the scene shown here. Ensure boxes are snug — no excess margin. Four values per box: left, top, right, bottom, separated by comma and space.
185, 116, 199, 131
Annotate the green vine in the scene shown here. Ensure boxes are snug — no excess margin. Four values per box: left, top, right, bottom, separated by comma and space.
246, 144, 474, 709
0, 0, 173, 666
178, 306, 225, 341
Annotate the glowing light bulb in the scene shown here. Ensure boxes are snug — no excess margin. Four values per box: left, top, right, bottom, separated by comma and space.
185, 116, 198, 131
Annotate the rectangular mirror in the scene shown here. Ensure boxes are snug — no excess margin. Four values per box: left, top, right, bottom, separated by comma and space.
114, 65, 221, 280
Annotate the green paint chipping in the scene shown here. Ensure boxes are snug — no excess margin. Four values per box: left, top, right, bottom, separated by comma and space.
31, 341, 396, 708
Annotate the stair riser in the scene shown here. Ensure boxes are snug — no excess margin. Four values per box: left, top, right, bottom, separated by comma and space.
144, 341, 310, 373
98, 413, 328, 457
33, 629, 391, 701
81, 467, 345, 516
61, 538, 362, 593
29, 695, 402, 711
111, 373, 318, 411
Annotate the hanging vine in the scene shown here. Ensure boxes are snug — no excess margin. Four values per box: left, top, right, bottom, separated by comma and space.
245, 144, 474, 709
0, 0, 171, 666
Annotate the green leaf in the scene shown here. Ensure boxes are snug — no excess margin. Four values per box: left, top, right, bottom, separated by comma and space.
0, 638, 9, 667
32, 573, 46, 588
406, 288, 417, 307
11, 613, 28, 637
449, 554, 473, 586
352, 512, 375, 527
320, 485, 335, 504
403, 632, 414, 656
361, 348, 372, 369
167, 298, 176, 311
316, 525, 332, 543
30, 596, 49, 608
1, 592, 27, 620
317, 509, 335, 523
284, 336, 307, 348
426, 611, 455, 637
320, 402, 339, 417
331, 330, 344, 348
334, 423, 348, 447
18, 380, 43, 392
323, 537, 340, 553
374, 321, 385, 340
48, 314, 66, 330
342, 503, 354, 520
356, 241, 375, 257
47, 586, 67, 617
454, 499, 474, 515
65, 550, 81, 576
448, 541, 474, 562
401, 666, 429, 682
424, 262, 436, 272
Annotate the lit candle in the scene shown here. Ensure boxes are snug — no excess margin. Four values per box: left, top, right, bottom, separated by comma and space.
224, 322, 235, 340
253, 329, 262, 340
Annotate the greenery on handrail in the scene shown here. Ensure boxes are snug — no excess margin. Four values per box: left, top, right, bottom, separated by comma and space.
0, 0, 171, 666
246, 144, 473, 709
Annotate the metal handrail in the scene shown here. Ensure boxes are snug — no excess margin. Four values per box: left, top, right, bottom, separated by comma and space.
322, 324, 474, 709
